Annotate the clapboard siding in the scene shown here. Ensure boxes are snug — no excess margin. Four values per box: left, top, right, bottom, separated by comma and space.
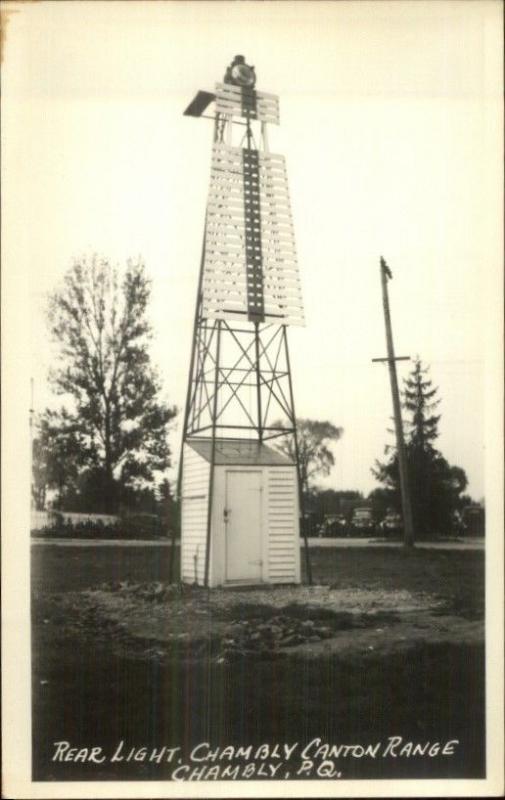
182, 443, 300, 587
181, 444, 210, 585
265, 467, 300, 583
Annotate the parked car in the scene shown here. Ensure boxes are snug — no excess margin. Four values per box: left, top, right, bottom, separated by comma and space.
379, 511, 402, 535
349, 507, 375, 535
317, 514, 348, 537
451, 510, 465, 537
461, 505, 485, 536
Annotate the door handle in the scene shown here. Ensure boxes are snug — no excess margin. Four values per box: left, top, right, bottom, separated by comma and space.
224, 507, 230, 522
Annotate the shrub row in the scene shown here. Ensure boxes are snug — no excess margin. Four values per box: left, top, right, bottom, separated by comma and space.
31, 512, 175, 540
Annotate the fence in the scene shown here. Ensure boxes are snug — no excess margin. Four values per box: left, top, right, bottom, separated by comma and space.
31, 510, 119, 530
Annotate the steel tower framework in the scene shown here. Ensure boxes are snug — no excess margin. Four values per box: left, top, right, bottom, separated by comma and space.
179, 58, 311, 584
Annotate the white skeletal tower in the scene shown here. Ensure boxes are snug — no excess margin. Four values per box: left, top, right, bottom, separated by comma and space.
179, 56, 311, 587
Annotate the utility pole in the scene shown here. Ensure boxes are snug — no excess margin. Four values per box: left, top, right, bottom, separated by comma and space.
372, 257, 415, 547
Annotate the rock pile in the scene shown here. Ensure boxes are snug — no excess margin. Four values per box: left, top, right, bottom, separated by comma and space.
215, 614, 334, 663
97, 580, 199, 602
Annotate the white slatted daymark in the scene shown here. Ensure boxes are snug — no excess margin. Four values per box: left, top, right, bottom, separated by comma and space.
202, 143, 305, 327
214, 82, 280, 125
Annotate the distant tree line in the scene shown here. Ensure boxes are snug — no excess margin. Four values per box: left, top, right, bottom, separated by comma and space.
32, 256, 476, 542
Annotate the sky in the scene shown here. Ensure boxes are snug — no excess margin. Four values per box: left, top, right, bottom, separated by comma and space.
3, 0, 503, 500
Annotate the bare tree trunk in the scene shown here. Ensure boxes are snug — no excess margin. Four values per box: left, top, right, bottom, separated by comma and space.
104, 404, 115, 513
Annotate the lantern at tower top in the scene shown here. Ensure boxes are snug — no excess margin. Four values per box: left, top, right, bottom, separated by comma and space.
223, 55, 257, 88
184, 54, 279, 126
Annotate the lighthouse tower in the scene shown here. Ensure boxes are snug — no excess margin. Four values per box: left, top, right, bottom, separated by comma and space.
179, 56, 309, 587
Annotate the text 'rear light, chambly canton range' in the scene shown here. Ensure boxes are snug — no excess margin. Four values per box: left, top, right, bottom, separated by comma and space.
179, 56, 311, 589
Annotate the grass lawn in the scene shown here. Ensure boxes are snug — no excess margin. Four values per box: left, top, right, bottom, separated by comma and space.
31, 543, 485, 782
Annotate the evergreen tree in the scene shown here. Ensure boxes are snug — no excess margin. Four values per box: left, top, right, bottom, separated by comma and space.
373, 358, 468, 537
402, 358, 441, 451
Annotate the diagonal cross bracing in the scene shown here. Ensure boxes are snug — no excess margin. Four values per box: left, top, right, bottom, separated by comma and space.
185, 317, 296, 438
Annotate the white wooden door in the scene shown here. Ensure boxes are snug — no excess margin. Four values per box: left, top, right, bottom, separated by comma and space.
225, 470, 263, 582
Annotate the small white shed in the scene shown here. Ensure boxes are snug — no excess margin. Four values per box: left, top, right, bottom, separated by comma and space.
181, 438, 301, 587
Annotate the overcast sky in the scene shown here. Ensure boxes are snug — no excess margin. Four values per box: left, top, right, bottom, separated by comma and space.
3, 0, 503, 499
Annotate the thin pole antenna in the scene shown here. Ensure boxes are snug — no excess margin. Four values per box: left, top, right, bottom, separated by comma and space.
30, 378, 34, 431
30, 377, 35, 510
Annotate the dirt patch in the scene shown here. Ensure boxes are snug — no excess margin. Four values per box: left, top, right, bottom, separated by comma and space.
36, 580, 482, 667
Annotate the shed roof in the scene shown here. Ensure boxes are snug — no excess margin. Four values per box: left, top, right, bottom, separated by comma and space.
186, 437, 294, 466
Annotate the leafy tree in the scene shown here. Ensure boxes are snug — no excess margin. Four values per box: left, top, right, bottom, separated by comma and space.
275, 418, 343, 494
367, 486, 393, 524
373, 450, 467, 536
32, 409, 82, 510
372, 358, 468, 537
43, 255, 177, 512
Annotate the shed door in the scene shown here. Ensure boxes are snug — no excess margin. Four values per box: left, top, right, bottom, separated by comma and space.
225, 470, 262, 582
